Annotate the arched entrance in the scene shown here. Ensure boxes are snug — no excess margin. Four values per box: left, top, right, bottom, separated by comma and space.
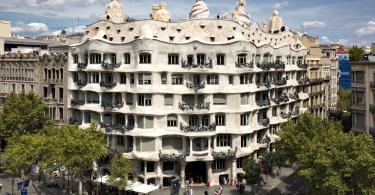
185, 161, 207, 184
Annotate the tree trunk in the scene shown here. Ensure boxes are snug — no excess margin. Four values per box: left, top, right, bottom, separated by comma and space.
11, 176, 14, 195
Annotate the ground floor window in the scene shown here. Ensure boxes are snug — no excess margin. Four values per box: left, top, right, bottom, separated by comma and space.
212, 159, 226, 171
163, 161, 175, 171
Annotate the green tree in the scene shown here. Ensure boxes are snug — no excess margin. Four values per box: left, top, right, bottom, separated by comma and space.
108, 155, 132, 191
336, 89, 352, 112
243, 157, 261, 185
0, 92, 52, 140
349, 45, 365, 61
276, 113, 375, 194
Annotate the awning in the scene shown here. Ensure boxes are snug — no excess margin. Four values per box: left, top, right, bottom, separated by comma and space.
127, 182, 158, 194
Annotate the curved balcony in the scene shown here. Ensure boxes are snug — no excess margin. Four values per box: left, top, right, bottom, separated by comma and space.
100, 81, 117, 89
76, 80, 87, 88
69, 118, 82, 125
256, 81, 271, 88
114, 101, 124, 109
180, 122, 216, 133
271, 93, 289, 104
102, 62, 121, 70
235, 61, 254, 69
256, 99, 271, 107
101, 102, 115, 111
101, 123, 134, 133
280, 112, 290, 119
158, 150, 187, 161
272, 62, 286, 70
178, 102, 210, 111
258, 118, 270, 127
256, 63, 272, 71
186, 81, 205, 90
181, 59, 213, 69
191, 151, 209, 157
77, 62, 87, 70
289, 91, 299, 100
257, 136, 271, 145
71, 99, 85, 107
298, 77, 310, 85
290, 108, 300, 117
273, 78, 287, 86
212, 147, 237, 159
297, 63, 308, 69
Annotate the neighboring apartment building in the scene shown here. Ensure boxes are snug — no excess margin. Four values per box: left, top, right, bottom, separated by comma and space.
0, 38, 68, 125
68, 0, 309, 187
321, 45, 339, 111
0, 20, 11, 38
351, 44, 375, 141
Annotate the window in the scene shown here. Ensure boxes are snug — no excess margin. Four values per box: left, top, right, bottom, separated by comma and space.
43, 87, 48, 98
238, 54, 247, 64
237, 158, 243, 168
163, 162, 174, 171
138, 94, 152, 106
217, 54, 225, 65
120, 73, 127, 84
116, 136, 125, 146
189, 115, 199, 126
272, 107, 277, 117
59, 88, 63, 99
139, 53, 151, 64
138, 73, 152, 85
87, 92, 99, 104
90, 53, 102, 64
353, 112, 365, 129
130, 73, 135, 84
213, 94, 226, 105
216, 134, 231, 147
124, 53, 131, 64
187, 55, 194, 65
147, 162, 155, 172
353, 71, 365, 83
215, 114, 225, 126
51, 87, 56, 98
241, 135, 247, 147
73, 54, 79, 64
207, 74, 219, 85
164, 94, 174, 106
172, 74, 183, 85
197, 54, 206, 65
168, 54, 179, 65
212, 159, 225, 170
161, 72, 167, 84
228, 75, 233, 85
240, 93, 249, 105
167, 114, 177, 127
240, 113, 249, 126
240, 74, 252, 84
92, 72, 99, 83
85, 112, 91, 123
137, 116, 154, 129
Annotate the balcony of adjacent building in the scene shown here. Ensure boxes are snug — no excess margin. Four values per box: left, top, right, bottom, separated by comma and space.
351, 91, 366, 111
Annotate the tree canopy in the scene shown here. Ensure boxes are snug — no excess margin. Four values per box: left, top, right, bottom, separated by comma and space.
108, 155, 132, 190
349, 46, 365, 61
276, 113, 375, 194
337, 89, 352, 112
243, 158, 262, 185
0, 92, 52, 140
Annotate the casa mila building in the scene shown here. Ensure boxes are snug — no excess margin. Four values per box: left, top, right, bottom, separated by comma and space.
68, 0, 309, 187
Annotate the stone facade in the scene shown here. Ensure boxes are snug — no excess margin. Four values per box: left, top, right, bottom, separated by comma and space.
68, 0, 309, 187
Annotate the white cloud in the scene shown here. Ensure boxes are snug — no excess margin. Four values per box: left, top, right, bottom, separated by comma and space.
25, 0, 99, 10
355, 21, 375, 37
302, 21, 327, 29
273, 2, 288, 10
320, 36, 332, 44
12, 22, 49, 33
52, 25, 86, 36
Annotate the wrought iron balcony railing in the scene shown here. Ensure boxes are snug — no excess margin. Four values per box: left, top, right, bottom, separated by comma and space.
158, 150, 187, 161
281, 112, 290, 119
256, 81, 271, 88
192, 152, 209, 157
256, 63, 272, 71
258, 118, 270, 127
271, 93, 289, 104
290, 108, 300, 116
257, 99, 271, 107
257, 136, 271, 145
180, 122, 216, 132
186, 81, 205, 90
271, 62, 286, 70
101, 123, 134, 133
298, 77, 310, 85
114, 101, 124, 109
235, 61, 254, 68
178, 102, 210, 111
370, 82, 375, 90
77, 62, 87, 70
71, 99, 85, 107
297, 63, 308, 69
76, 80, 87, 88
273, 78, 287, 86
289, 91, 299, 100
100, 81, 117, 89
101, 102, 114, 110
181, 58, 213, 69
69, 118, 82, 125
101, 62, 121, 70
212, 147, 237, 160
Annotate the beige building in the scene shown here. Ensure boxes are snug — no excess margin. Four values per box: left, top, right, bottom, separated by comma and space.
351, 45, 375, 141
0, 20, 11, 38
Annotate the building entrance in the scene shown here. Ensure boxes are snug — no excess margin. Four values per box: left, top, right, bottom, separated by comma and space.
185, 161, 207, 185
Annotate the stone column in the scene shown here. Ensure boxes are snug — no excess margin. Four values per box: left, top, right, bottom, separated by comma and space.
213, 136, 217, 149
183, 137, 187, 154
156, 161, 162, 187
180, 161, 186, 188
207, 161, 213, 184
189, 137, 193, 154
143, 161, 147, 184
230, 159, 237, 185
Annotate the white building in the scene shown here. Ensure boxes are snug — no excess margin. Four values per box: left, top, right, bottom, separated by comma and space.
67, 0, 309, 187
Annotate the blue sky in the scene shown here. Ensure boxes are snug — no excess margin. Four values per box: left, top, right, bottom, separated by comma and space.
0, 0, 374, 46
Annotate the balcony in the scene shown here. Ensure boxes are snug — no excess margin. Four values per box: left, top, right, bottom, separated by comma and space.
186, 81, 205, 90
101, 102, 114, 111
273, 78, 287, 86
271, 93, 289, 104
256, 63, 272, 71
309, 78, 324, 84
280, 112, 290, 119
272, 62, 286, 70
69, 118, 82, 125
158, 150, 187, 161
311, 91, 325, 96
101, 62, 121, 70
100, 81, 117, 89
369, 104, 375, 113
235, 61, 254, 69
76, 80, 87, 88
258, 118, 270, 127
180, 123, 216, 133
289, 92, 299, 100
370, 82, 375, 90
290, 108, 300, 116
212, 147, 237, 160
297, 63, 308, 69
298, 77, 310, 85
77, 62, 87, 70
114, 101, 124, 109
256, 81, 271, 88
101, 123, 134, 133
257, 135, 271, 145
257, 99, 271, 107
181, 59, 213, 69
178, 102, 210, 111
71, 99, 85, 107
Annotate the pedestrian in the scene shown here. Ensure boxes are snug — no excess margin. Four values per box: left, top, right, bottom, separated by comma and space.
204, 190, 208, 195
